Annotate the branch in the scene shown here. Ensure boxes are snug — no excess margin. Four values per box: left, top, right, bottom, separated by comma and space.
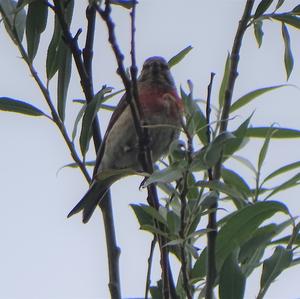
205, 1, 255, 298
96, 2, 177, 297
52, 2, 121, 298
1, 14, 91, 182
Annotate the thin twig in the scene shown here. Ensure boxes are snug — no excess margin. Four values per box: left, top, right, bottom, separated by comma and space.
205, 1, 255, 299
3, 21, 91, 183
145, 236, 157, 299
205, 73, 217, 299
178, 119, 195, 299
97, 1, 177, 298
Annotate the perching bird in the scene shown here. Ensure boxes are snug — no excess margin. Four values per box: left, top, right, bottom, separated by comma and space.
68, 56, 183, 223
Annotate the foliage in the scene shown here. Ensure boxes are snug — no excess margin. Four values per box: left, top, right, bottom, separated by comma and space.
1, 0, 300, 298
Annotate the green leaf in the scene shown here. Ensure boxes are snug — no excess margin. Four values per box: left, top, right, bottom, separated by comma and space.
26, 0, 48, 62
0, 97, 45, 116
272, 234, 300, 246
46, 14, 62, 79
46, 0, 74, 80
258, 246, 293, 298
72, 104, 86, 141
216, 201, 289, 270
275, 0, 285, 10
246, 127, 300, 138
272, 14, 300, 29
265, 172, 300, 200
143, 161, 187, 186
168, 45, 193, 68
219, 251, 246, 299
196, 180, 246, 207
231, 155, 257, 175
263, 161, 300, 183
79, 87, 112, 156
292, 4, 300, 15
230, 85, 287, 113
254, 0, 274, 18
203, 132, 236, 167
57, 43, 72, 122
281, 23, 294, 80
258, 126, 277, 172
0, 0, 26, 44
219, 53, 231, 109
181, 88, 207, 144
131, 204, 155, 228
191, 248, 207, 282
221, 167, 252, 199
254, 20, 264, 48
223, 114, 253, 158
239, 224, 277, 263
131, 204, 167, 226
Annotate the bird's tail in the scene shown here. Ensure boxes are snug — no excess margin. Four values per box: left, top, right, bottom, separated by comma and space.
67, 182, 108, 223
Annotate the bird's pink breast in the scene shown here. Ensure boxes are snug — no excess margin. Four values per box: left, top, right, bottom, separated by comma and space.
138, 87, 183, 118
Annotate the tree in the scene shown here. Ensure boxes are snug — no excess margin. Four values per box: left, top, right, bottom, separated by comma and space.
1, 0, 300, 298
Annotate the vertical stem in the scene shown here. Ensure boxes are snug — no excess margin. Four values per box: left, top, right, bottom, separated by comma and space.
205, 1, 254, 298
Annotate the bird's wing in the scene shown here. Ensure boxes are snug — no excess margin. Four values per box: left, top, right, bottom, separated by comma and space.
92, 93, 129, 178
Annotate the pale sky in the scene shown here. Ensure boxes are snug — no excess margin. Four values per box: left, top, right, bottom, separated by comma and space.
1, 1, 300, 298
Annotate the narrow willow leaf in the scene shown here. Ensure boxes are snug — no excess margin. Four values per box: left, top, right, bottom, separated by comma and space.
230, 85, 286, 113
0, 97, 45, 116
263, 161, 300, 183
272, 14, 300, 29
219, 53, 231, 109
143, 161, 187, 186
26, 0, 48, 62
258, 246, 292, 298
79, 88, 112, 156
0, 0, 26, 44
221, 168, 252, 199
57, 43, 72, 122
281, 23, 294, 80
131, 204, 155, 227
239, 224, 277, 264
216, 201, 289, 270
265, 173, 300, 200
275, 0, 285, 10
204, 132, 235, 167
131, 204, 167, 226
191, 248, 207, 282
231, 155, 258, 176
293, 5, 300, 15
72, 104, 86, 141
46, 14, 62, 79
254, 0, 274, 18
254, 20, 264, 48
196, 180, 245, 203
258, 126, 277, 172
223, 113, 253, 158
246, 127, 300, 138
168, 45, 193, 68
181, 88, 207, 144
46, 0, 74, 80
272, 234, 300, 246
219, 251, 246, 299
56, 160, 95, 175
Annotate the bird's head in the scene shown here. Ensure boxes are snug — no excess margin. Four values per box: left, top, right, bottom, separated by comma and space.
138, 56, 175, 88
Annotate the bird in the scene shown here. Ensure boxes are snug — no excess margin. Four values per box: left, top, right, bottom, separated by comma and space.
68, 56, 183, 223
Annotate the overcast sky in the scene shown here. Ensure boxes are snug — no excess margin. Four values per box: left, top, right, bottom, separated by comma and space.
1, 1, 300, 298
